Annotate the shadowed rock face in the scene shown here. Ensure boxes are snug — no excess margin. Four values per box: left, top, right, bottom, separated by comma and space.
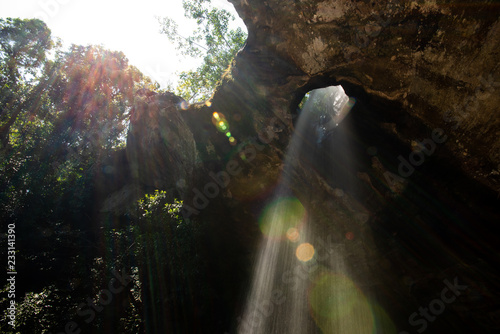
126, 91, 197, 195
119, 1, 500, 333
227, 0, 500, 191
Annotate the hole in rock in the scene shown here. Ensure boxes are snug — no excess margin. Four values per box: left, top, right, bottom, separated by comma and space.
296, 85, 356, 144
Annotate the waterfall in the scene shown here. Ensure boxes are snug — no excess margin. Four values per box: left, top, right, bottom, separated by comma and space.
238, 86, 386, 334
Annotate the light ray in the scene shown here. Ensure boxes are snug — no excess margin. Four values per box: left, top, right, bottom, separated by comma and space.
239, 86, 394, 334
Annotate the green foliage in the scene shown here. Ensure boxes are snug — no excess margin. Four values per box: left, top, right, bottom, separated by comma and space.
135, 190, 199, 282
48, 44, 142, 151
0, 18, 54, 150
159, 0, 246, 102
138, 190, 183, 219
1, 285, 73, 334
0, 14, 221, 333
0, 18, 53, 84
0, 18, 163, 333
132, 190, 209, 332
0, 19, 156, 225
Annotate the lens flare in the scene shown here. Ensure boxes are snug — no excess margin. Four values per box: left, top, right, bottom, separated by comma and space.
226, 147, 280, 201
371, 304, 398, 334
286, 227, 300, 242
309, 272, 374, 333
179, 100, 189, 110
206, 101, 212, 107
296, 242, 314, 262
259, 197, 306, 239
212, 112, 230, 133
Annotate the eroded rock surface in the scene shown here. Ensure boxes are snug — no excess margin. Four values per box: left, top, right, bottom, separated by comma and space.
228, 0, 500, 191
126, 91, 197, 194
119, 1, 500, 333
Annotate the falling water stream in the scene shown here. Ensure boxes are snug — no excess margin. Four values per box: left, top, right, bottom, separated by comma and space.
238, 86, 385, 334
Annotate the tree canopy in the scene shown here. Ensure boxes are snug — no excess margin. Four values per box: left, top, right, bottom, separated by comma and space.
0, 18, 157, 333
0, 3, 245, 331
158, 0, 246, 102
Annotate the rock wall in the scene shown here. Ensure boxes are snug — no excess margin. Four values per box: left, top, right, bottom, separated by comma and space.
126, 91, 197, 193
121, 1, 500, 333
228, 0, 500, 192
